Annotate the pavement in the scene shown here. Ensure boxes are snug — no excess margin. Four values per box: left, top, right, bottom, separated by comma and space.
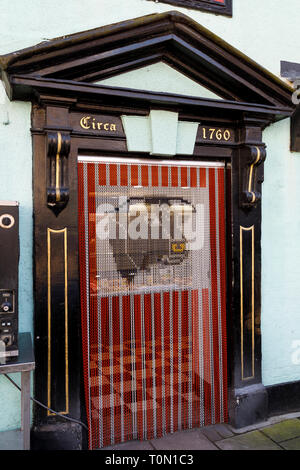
1, 412, 300, 450
101, 412, 300, 451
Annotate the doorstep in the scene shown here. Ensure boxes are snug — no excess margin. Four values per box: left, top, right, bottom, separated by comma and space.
2, 413, 300, 450
101, 413, 300, 451
0, 430, 23, 450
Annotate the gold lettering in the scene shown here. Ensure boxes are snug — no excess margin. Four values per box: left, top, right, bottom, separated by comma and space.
224, 129, 231, 141
201, 126, 232, 142
209, 128, 215, 140
80, 116, 118, 132
216, 129, 222, 140
80, 116, 91, 130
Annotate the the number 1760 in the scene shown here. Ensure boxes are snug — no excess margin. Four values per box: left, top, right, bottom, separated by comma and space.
202, 128, 231, 141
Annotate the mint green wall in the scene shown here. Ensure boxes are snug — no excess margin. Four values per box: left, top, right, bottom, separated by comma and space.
98, 62, 222, 99
121, 109, 199, 155
0, 82, 33, 430
0, 0, 300, 432
262, 119, 300, 385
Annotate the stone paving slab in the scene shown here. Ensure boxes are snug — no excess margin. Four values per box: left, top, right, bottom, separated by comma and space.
227, 412, 300, 435
151, 429, 218, 450
201, 424, 234, 442
213, 424, 234, 439
0, 430, 23, 450
99, 419, 300, 450
280, 437, 300, 450
1, 415, 297, 450
101, 440, 154, 451
201, 426, 224, 442
215, 430, 282, 451
260, 419, 300, 443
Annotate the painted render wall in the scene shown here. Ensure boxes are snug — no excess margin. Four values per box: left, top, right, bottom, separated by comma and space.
0, 0, 300, 431
0, 82, 33, 430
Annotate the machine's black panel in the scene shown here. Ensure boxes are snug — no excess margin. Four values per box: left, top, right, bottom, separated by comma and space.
0, 202, 19, 358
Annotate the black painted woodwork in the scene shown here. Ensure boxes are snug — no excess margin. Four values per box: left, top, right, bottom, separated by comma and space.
47, 132, 71, 216
0, 11, 297, 448
9, 76, 293, 123
267, 381, 300, 417
280, 61, 300, 152
147, 0, 232, 16
281, 60, 300, 80
0, 12, 293, 109
291, 107, 300, 152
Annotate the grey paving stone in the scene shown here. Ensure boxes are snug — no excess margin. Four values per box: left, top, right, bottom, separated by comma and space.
216, 430, 282, 451
213, 423, 234, 439
227, 414, 300, 435
280, 437, 300, 450
260, 419, 300, 443
101, 440, 154, 450
151, 429, 218, 450
201, 426, 223, 442
0, 430, 23, 450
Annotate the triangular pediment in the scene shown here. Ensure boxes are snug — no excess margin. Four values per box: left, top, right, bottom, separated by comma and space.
0, 11, 294, 110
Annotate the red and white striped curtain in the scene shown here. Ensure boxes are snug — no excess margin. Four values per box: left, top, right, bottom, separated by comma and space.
78, 157, 227, 449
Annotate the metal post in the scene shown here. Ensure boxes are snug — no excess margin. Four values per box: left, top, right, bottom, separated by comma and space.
21, 371, 31, 450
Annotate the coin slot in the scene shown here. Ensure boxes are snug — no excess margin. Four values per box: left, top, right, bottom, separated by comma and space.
0, 214, 15, 229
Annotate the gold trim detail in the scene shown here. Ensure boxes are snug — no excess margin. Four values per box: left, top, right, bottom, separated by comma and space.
55, 132, 62, 203
247, 147, 261, 204
240, 225, 255, 381
47, 227, 69, 415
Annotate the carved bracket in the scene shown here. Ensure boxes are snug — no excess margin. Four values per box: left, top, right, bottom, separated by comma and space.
240, 145, 266, 208
47, 132, 71, 216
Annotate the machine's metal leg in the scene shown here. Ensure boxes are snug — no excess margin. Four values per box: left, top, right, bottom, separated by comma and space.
21, 371, 31, 450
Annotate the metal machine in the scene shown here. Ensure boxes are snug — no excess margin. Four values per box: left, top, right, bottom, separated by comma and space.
109, 196, 196, 282
0, 201, 19, 358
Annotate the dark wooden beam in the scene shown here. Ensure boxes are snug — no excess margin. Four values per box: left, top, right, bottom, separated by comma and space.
281, 60, 300, 80
1, 11, 295, 110
8, 75, 293, 124
146, 0, 233, 16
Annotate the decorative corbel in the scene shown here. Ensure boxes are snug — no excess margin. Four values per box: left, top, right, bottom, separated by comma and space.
240, 145, 266, 208
47, 132, 71, 216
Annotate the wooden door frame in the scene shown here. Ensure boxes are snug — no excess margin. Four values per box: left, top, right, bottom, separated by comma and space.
28, 91, 270, 448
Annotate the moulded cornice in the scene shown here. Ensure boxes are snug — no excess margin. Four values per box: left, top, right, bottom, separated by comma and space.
0, 11, 295, 117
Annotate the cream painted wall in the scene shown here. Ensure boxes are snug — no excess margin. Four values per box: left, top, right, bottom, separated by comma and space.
0, 0, 300, 432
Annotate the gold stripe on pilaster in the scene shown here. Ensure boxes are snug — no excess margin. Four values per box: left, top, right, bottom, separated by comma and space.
240, 225, 255, 381
55, 132, 62, 203
47, 227, 69, 415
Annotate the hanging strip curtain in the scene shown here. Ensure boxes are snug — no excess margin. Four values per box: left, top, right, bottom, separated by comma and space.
78, 158, 228, 449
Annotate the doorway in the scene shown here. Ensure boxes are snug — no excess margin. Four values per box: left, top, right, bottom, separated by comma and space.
78, 156, 228, 449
